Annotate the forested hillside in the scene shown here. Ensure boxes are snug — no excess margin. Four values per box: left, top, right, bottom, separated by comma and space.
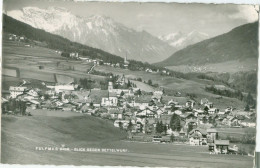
3, 14, 124, 64
156, 22, 258, 67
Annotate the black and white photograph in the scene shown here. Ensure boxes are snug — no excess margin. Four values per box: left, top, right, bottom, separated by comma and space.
1, 0, 259, 167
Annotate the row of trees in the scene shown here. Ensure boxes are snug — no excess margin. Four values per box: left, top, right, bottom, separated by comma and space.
205, 85, 244, 100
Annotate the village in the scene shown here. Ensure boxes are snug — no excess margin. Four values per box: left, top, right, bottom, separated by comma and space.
1, 62, 256, 156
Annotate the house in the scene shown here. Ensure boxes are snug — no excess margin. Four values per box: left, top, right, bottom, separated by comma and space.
109, 109, 123, 119
193, 109, 204, 116
186, 100, 195, 108
200, 98, 209, 105
188, 128, 208, 146
136, 108, 158, 118
9, 86, 27, 98
54, 85, 74, 93
153, 90, 163, 97
134, 95, 152, 110
181, 113, 197, 122
227, 116, 241, 127
27, 89, 39, 97
208, 108, 219, 114
213, 140, 230, 154
116, 75, 126, 85
101, 92, 118, 107
240, 119, 256, 128
114, 120, 130, 128
70, 52, 79, 58
206, 128, 218, 140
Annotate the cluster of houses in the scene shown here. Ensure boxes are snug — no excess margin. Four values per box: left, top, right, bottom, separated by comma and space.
2, 73, 256, 154
8, 34, 26, 42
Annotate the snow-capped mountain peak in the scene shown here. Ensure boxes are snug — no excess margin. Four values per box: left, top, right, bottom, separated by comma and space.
7, 6, 176, 63
159, 30, 210, 49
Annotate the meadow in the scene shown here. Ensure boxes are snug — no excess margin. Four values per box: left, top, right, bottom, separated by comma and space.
1, 110, 254, 168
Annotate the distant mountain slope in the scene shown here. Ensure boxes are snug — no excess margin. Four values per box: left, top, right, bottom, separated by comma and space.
3, 14, 124, 64
156, 22, 258, 67
7, 7, 176, 63
159, 31, 209, 50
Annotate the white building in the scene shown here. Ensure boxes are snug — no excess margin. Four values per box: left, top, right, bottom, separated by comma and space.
101, 93, 118, 107
9, 86, 27, 98
54, 85, 75, 93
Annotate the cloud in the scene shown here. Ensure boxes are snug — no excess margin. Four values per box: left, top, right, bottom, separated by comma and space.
228, 5, 258, 22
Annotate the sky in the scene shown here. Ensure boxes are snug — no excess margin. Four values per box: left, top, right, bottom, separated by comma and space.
3, 0, 259, 37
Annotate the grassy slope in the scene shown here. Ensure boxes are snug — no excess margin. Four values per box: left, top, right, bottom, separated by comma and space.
1, 113, 127, 164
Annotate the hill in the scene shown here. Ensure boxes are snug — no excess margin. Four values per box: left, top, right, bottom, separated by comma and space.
7, 7, 176, 63
156, 22, 258, 67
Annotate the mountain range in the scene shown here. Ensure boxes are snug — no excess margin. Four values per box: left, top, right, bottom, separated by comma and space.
156, 22, 258, 67
7, 7, 177, 63
159, 31, 209, 50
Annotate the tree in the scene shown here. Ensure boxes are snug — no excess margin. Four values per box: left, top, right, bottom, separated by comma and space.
120, 91, 125, 97
163, 125, 167, 135
148, 79, 152, 86
204, 106, 209, 113
156, 121, 163, 134
127, 80, 131, 88
202, 116, 207, 124
119, 122, 123, 130
246, 92, 255, 106
170, 114, 182, 131
187, 123, 194, 134
170, 133, 175, 143
127, 120, 133, 132
245, 104, 250, 111
208, 116, 213, 124
90, 102, 94, 109
44, 94, 50, 100
135, 89, 142, 96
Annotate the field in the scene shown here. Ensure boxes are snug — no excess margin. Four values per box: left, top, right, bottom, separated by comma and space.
2, 39, 105, 83
166, 59, 257, 74
1, 110, 254, 167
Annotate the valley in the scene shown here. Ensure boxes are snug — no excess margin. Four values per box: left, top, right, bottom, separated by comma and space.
1, 5, 258, 168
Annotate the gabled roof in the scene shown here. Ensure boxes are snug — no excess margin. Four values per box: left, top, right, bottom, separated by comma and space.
207, 128, 218, 133
109, 108, 123, 114
215, 140, 229, 145
135, 95, 152, 103
109, 92, 117, 97
72, 90, 90, 100
89, 90, 108, 104
189, 128, 207, 136
181, 112, 196, 119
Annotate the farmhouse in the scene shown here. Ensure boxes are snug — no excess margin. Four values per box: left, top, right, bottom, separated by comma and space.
188, 128, 207, 146
214, 140, 230, 154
